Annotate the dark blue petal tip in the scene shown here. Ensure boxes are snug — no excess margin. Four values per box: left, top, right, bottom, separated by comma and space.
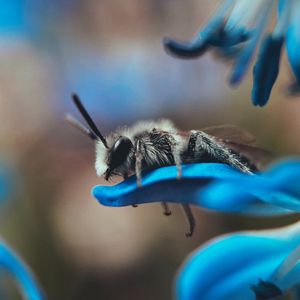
251, 279, 282, 300
252, 35, 284, 107
163, 37, 209, 59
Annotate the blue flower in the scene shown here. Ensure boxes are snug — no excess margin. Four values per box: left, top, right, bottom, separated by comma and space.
163, 0, 300, 106
93, 160, 300, 216
0, 241, 45, 300
176, 221, 300, 300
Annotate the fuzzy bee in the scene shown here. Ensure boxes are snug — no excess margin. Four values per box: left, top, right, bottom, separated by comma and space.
67, 94, 268, 237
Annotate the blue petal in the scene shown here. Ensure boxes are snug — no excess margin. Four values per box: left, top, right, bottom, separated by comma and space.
93, 162, 297, 216
176, 225, 300, 300
94, 163, 240, 206
163, 0, 234, 58
202, 160, 300, 213
280, 262, 300, 294
209, 27, 251, 48
0, 241, 45, 300
163, 27, 251, 59
251, 35, 284, 107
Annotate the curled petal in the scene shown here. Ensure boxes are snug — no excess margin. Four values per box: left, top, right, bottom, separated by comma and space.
164, 27, 251, 59
251, 35, 284, 107
176, 222, 300, 300
93, 161, 300, 216
0, 241, 45, 300
163, 37, 209, 59
163, 0, 234, 58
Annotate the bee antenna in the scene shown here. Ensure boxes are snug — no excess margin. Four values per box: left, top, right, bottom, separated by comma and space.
71, 93, 108, 148
65, 113, 97, 140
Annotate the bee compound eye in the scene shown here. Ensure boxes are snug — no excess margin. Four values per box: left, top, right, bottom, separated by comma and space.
109, 137, 133, 168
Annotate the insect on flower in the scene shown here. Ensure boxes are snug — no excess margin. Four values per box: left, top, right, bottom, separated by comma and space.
66, 94, 267, 237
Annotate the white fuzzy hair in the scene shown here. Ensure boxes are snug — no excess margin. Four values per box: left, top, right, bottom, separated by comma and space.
95, 142, 108, 176
95, 119, 178, 176
117, 119, 177, 140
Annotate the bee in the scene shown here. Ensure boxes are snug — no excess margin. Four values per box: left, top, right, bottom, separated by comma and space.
66, 94, 268, 237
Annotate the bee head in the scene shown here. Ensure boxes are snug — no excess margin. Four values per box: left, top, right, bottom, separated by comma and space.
104, 136, 133, 180
67, 94, 134, 180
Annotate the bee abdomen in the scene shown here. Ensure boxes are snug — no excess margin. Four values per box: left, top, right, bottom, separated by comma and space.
182, 130, 253, 174
228, 149, 258, 172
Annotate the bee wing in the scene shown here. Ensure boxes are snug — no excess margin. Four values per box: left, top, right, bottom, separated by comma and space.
221, 141, 272, 169
202, 125, 256, 145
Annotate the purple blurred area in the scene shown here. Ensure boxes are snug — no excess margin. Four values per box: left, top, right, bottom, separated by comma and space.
0, 0, 300, 299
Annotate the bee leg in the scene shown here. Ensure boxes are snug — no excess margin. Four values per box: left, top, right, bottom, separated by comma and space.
161, 202, 172, 216
134, 140, 143, 188
181, 204, 195, 237
170, 140, 182, 179
123, 172, 138, 208
135, 166, 142, 188
176, 160, 182, 180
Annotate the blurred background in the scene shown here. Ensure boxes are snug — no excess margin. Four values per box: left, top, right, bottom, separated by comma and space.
0, 0, 300, 299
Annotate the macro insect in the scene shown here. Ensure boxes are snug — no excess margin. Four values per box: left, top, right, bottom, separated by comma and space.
66, 94, 267, 237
